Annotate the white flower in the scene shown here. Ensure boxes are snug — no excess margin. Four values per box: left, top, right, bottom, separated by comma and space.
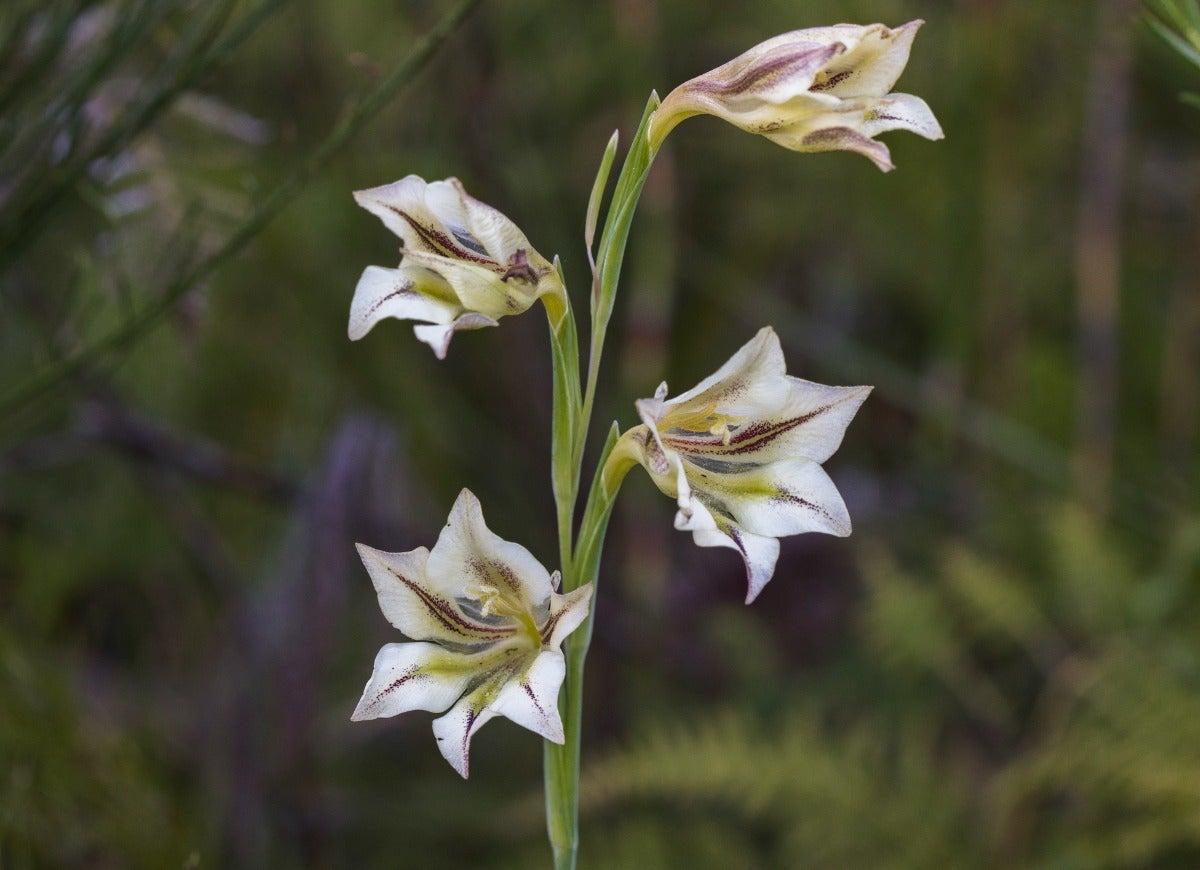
351, 489, 592, 778
349, 176, 566, 358
611, 327, 871, 602
649, 20, 943, 171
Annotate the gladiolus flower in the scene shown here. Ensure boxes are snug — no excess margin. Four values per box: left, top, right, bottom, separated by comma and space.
649, 20, 943, 171
610, 327, 870, 602
349, 176, 566, 358
351, 489, 592, 778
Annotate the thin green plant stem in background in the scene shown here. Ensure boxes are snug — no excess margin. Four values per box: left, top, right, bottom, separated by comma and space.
0, 0, 484, 425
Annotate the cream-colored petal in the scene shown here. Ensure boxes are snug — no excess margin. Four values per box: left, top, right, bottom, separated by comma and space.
769, 121, 895, 172
355, 176, 500, 267
664, 383, 871, 465
650, 41, 842, 146
489, 649, 567, 744
350, 641, 475, 722
355, 544, 519, 646
431, 685, 502, 779
763, 92, 941, 171
682, 457, 852, 539
659, 327, 791, 425
860, 93, 943, 141
544, 583, 594, 648
806, 20, 923, 98
431, 649, 534, 778
676, 497, 781, 604
347, 265, 461, 341
456, 182, 544, 267
353, 176, 434, 251
399, 248, 541, 320
425, 489, 556, 617
412, 312, 498, 360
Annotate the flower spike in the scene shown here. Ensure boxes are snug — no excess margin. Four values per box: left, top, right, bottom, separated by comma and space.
612, 327, 870, 602
649, 20, 943, 171
349, 176, 567, 358
351, 489, 592, 778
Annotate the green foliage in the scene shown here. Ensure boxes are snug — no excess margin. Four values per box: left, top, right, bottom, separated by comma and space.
576, 708, 982, 869
579, 504, 1200, 868
0, 629, 198, 866
1145, 0, 1200, 107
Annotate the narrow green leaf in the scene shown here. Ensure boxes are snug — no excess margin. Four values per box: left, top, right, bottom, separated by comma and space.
585, 130, 619, 256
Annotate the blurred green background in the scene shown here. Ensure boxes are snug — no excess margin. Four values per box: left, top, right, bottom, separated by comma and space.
3, 0, 1200, 866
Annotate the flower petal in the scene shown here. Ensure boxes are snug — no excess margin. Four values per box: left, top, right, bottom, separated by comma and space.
425, 489, 556, 617
400, 248, 542, 320
683, 457, 853, 539
413, 312, 498, 360
659, 327, 791, 424
347, 265, 460, 341
860, 92, 944, 141
666, 382, 872, 465
805, 20, 923, 98
775, 123, 896, 172
543, 583, 594, 648
356, 543, 519, 646
350, 641, 476, 722
355, 176, 501, 267
489, 649, 567, 744
676, 498, 781, 603
431, 686, 501, 779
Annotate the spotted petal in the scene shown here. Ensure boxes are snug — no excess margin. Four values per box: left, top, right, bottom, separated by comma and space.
348, 265, 459, 341
351, 641, 478, 722
679, 457, 852, 540
425, 489, 556, 619
432, 643, 544, 782
356, 544, 520, 647
490, 649, 567, 744
800, 20, 923, 98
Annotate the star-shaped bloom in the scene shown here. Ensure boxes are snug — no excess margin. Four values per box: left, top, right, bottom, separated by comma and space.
648, 20, 943, 171
611, 327, 871, 603
349, 175, 566, 358
351, 489, 592, 778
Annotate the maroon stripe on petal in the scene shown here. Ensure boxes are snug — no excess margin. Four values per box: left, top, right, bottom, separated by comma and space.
387, 567, 513, 638
386, 205, 497, 267
665, 403, 836, 457
361, 665, 423, 714
773, 490, 837, 524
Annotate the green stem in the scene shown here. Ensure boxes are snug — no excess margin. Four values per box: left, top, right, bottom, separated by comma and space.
544, 425, 628, 870
541, 96, 662, 870
574, 93, 661, 470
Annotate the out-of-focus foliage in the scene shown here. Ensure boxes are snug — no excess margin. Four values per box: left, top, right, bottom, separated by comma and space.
1146, 0, 1200, 107
570, 508, 1200, 868
2, 0, 1199, 867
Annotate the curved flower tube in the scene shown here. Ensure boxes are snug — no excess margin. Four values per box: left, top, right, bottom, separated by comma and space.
351, 489, 592, 778
349, 175, 567, 358
649, 20, 943, 171
609, 327, 871, 603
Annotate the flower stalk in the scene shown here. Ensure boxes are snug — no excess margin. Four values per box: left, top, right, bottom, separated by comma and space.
344, 17, 941, 870
543, 95, 662, 870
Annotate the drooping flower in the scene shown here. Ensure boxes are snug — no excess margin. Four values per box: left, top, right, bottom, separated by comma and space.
351, 489, 592, 778
649, 20, 943, 171
349, 176, 566, 358
609, 327, 871, 603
